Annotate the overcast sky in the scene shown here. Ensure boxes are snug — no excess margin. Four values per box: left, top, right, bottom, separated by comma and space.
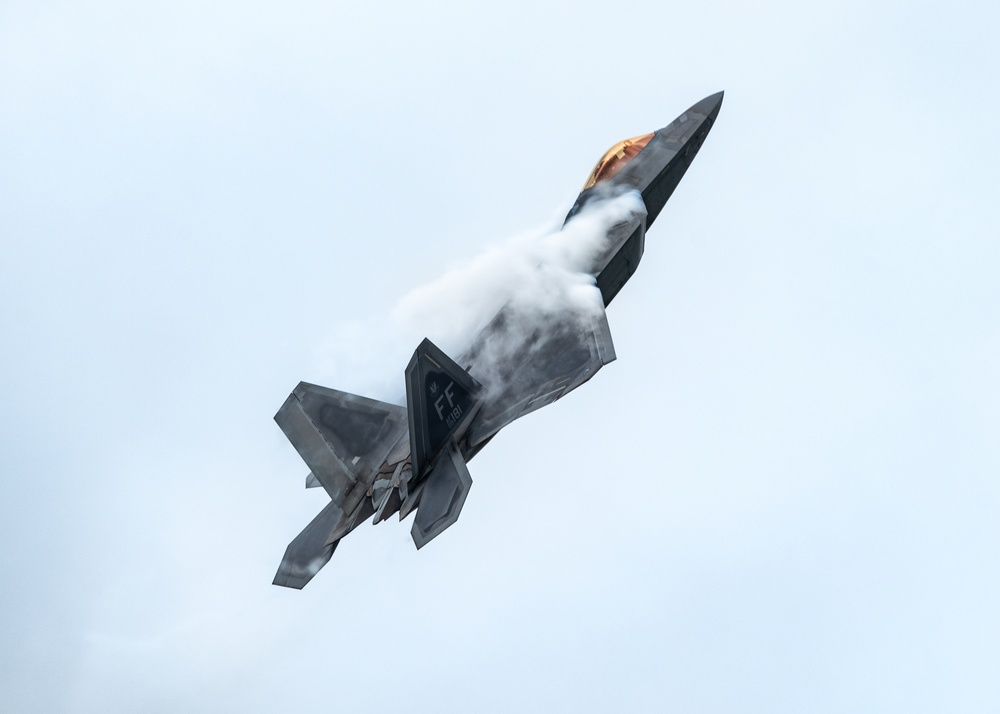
2, 1, 999, 712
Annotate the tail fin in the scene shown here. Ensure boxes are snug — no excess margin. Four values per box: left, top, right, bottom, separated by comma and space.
404, 338, 483, 548
410, 444, 473, 548
404, 338, 483, 480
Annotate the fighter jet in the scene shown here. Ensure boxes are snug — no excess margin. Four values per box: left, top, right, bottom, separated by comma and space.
272, 91, 724, 588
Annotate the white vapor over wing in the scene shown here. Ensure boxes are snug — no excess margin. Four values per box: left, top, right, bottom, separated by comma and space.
318, 190, 644, 402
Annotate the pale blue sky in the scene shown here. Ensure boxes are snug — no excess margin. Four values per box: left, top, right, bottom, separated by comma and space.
2, 1, 998, 711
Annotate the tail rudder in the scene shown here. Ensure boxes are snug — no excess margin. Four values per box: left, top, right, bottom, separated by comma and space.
404, 338, 483, 548
404, 338, 482, 480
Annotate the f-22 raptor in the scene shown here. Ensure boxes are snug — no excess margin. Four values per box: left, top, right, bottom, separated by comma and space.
273, 92, 724, 588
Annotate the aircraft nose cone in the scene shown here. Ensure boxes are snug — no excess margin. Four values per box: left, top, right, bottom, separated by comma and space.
689, 91, 724, 121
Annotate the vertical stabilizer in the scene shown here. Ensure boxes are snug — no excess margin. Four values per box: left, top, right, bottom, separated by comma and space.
411, 445, 473, 549
404, 338, 482, 480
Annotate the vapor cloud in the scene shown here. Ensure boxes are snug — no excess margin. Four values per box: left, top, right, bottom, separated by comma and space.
393, 189, 642, 346
320, 190, 645, 402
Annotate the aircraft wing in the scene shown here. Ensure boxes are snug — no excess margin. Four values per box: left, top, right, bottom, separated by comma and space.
462, 302, 617, 448
459, 191, 646, 448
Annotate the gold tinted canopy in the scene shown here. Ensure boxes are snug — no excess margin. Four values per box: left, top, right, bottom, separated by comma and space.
581, 132, 654, 190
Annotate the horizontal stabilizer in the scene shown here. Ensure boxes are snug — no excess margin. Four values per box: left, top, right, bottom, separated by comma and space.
273, 500, 348, 589
275, 382, 407, 509
411, 445, 472, 549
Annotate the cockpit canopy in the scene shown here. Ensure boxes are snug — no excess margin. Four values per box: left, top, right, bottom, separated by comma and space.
581, 132, 654, 190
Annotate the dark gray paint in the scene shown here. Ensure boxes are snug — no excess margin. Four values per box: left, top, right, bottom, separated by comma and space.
410, 445, 474, 550
404, 337, 483, 481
